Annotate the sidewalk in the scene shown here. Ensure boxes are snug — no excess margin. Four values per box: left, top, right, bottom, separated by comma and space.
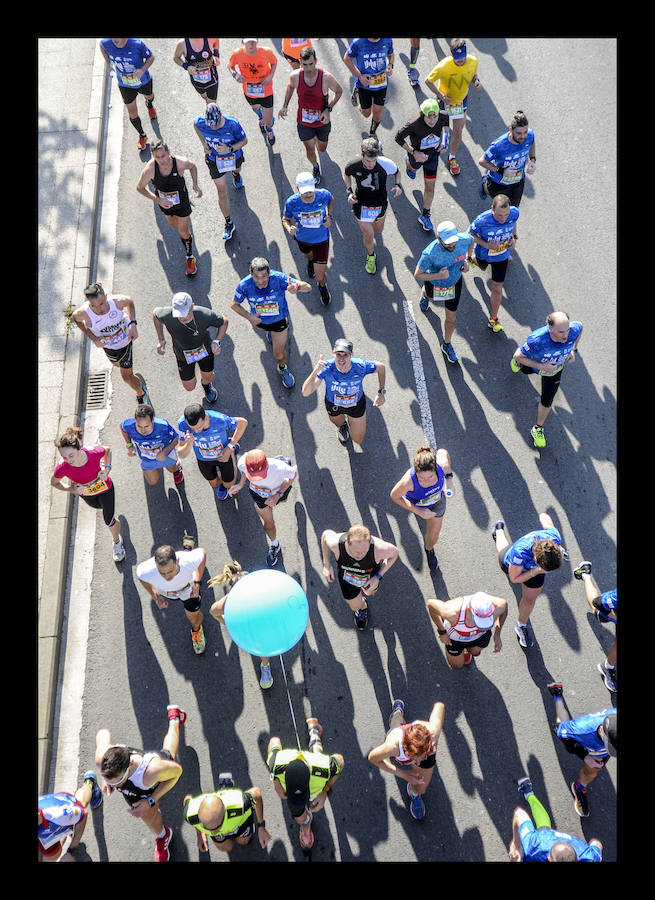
38, 38, 109, 793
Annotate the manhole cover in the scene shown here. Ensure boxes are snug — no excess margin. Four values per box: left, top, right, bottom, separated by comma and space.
86, 372, 109, 409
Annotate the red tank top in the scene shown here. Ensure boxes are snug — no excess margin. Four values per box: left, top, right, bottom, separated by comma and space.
297, 68, 326, 127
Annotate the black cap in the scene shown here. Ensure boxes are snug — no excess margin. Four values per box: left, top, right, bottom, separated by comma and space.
284, 758, 310, 816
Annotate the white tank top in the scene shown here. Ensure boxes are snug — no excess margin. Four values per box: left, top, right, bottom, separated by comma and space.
446, 595, 489, 642
128, 751, 159, 790
83, 295, 131, 348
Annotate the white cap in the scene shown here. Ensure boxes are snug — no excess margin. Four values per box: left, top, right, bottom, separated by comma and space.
242, 38, 258, 43
296, 172, 316, 194
171, 292, 193, 318
436, 221, 459, 245
469, 592, 495, 630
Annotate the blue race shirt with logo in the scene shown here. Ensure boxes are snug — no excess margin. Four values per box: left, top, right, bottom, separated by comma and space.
469, 206, 520, 262
121, 417, 177, 461
519, 323, 582, 374
100, 38, 153, 88
417, 233, 472, 288
283, 189, 333, 244
520, 827, 602, 862
484, 129, 535, 185
504, 527, 561, 571
347, 38, 394, 90
194, 113, 246, 163
317, 357, 377, 406
178, 411, 237, 460
556, 707, 616, 760
233, 271, 292, 324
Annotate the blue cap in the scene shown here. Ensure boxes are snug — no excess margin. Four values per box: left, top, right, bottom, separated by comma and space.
451, 43, 467, 61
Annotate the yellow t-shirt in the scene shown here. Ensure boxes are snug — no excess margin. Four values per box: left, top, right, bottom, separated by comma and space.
426, 55, 478, 103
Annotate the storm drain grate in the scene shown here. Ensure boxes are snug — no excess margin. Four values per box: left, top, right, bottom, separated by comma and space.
86, 372, 109, 409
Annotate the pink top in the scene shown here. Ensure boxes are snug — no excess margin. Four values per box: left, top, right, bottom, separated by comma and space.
53, 445, 112, 495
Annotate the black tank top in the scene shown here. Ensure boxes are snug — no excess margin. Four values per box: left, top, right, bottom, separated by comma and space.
337, 534, 379, 591
184, 38, 218, 82
152, 157, 189, 205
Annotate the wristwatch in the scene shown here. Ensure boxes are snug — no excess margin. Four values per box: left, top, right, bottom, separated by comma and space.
437, 628, 447, 635
147, 796, 156, 807
444, 472, 453, 479
378, 388, 386, 395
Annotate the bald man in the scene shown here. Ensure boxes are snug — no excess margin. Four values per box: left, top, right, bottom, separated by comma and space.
510, 311, 583, 449
183, 778, 270, 854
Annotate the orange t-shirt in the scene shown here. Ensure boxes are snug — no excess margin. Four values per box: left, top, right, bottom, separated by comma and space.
229, 46, 277, 98
282, 38, 313, 60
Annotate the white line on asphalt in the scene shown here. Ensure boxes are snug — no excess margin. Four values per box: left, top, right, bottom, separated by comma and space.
401, 293, 436, 449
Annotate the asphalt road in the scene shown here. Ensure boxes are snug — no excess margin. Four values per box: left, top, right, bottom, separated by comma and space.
55, 37, 616, 863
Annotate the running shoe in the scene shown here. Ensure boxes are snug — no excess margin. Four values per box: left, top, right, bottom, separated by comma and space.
407, 67, 420, 86
135, 373, 152, 407
232, 171, 244, 189
530, 425, 546, 449
137, 134, 148, 151
191, 626, 206, 655
146, 103, 157, 120
365, 253, 377, 275
350, 85, 359, 106
573, 561, 592, 580
479, 176, 488, 199
487, 316, 503, 333
266, 542, 281, 567
112, 537, 126, 562
441, 342, 459, 364
419, 291, 430, 313
312, 164, 321, 186
405, 157, 417, 179
418, 212, 433, 232
448, 156, 460, 176
266, 127, 276, 146
167, 705, 187, 725
307, 259, 315, 279
546, 682, 564, 697
570, 781, 589, 818
222, 220, 235, 241
215, 483, 228, 500
182, 531, 195, 551
265, 330, 272, 345
407, 783, 426, 820
389, 699, 405, 727
255, 106, 263, 121
259, 662, 273, 689
510, 358, 521, 373
185, 256, 197, 277
218, 772, 234, 789
83, 771, 103, 809
425, 547, 439, 571
154, 826, 173, 862
278, 365, 295, 389
319, 284, 331, 306
462, 650, 472, 665
517, 777, 533, 800
354, 605, 369, 630
338, 422, 350, 445
514, 622, 534, 648
491, 519, 505, 540
204, 384, 218, 403
173, 466, 184, 485
597, 661, 617, 693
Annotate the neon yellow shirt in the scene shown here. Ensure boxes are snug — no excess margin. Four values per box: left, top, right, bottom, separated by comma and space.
426, 55, 478, 103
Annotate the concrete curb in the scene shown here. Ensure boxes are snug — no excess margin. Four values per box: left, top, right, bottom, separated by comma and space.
38, 42, 110, 794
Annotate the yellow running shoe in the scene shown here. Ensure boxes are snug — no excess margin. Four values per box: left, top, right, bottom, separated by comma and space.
531, 425, 546, 448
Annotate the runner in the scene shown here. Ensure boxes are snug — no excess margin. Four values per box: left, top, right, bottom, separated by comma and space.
51, 425, 125, 562
467, 194, 520, 332
227, 39, 278, 145
136, 543, 209, 655
72, 282, 150, 405
301, 337, 386, 446
413, 220, 472, 363
136, 138, 202, 276
343, 137, 403, 275
510, 311, 583, 449
281, 38, 314, 70
368, 699, 444, 820
229, 449, 298, 568
406, 38, 421, 86
479, 110, 536, 207
193, 101, 248, 242
278, 45, 342, 185
424, 38, 482, 177
547, 685, 617, 819
120, 404, 183, 487
99, 38, 156, 151
573, 561, 617, 693
394, 98, 451, 232
492, 513, 566, 648
267, 724, 344, 849
230, 256, 312, 389
343, 38, 394, 135
208, 561, 275, 689
282, 171, 334, 306
183, 774, 270, 855
426, 591, 507, 669
320, 523, 399, 630
152, 291, 229, 404
173, 38, 220, 103
38, 772, 102, 862
389, 445, 454, 572
176, 402, 247, 501
94, 706, 185, 862
509, 777, 603, 862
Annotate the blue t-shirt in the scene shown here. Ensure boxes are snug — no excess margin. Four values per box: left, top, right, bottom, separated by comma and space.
417, 234, 473, 289
283, 189, 333, 244
177, 410, 238, 461
598, 588, 617, 622
194, 113, 246, 164
520, 824, 602, 862
504, 527, 561, 571
347, 38, 394, 90
317, 357, 377, 407
469, 206, 520, 262
484, 129, 535, 185
519, 322, 582, 375
556, 707, 616, 760
101, 38, 152, 88
233, 271, 293, 324
121, 417, 178, 462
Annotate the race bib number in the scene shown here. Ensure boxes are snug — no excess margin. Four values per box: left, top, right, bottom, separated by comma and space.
255, 301, 280, 317
360, 205, 382, 222
82, 478, 108, 496
121, 71, 141, 86
197, 441, 223, 459
183, 344, 209, 364
159, 189, 180, 205
419, 134, 439, 150
301, 107, 322, 124
488, 240, 510, 257
415, 490, 442, 506
501, 168, 523, 184
333, 392, 358, 407
433, 285, 456, 299
105, 323, 129, 346
369, 71, 387, 88
299, 210, 322, 229
445, 102, 464, 117
250, 483, 274, 498
342, 569, 368, 586
216, 154, 236, 172
245, 82, 265, 97
192, 67, 212, 83
290, 39, 307, 46
540, 364, 564, 377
